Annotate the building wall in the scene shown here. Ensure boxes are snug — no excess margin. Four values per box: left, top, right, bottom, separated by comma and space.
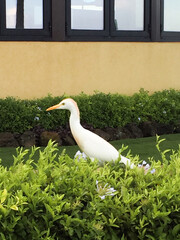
0, 42, 180, 99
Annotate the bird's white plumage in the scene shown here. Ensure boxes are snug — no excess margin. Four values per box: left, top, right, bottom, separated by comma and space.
72, 126, 118, 162
46, 98, 134, 168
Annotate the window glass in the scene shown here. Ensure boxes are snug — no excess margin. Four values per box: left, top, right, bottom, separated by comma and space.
164, 0, 180, 32
71, 0, 104, 30
114, 0, 144, 31
24, 0, 43, 29
6, 0, 43, 29
6, 0, 17, 28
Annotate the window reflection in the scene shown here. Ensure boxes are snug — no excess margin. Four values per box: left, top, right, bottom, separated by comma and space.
6, 0, 17, 28
6, 0, 43, 29
114, 0, 144, 31
24, 0, 43, 29
71, 0, 104, 30
164, 0, 180, 32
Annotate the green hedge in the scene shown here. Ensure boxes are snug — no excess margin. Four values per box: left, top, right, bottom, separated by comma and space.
0, 139, 180, 239
0, 89, 179, 133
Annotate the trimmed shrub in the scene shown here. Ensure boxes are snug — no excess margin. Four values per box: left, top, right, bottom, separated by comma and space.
0, 89, 179, 133
0, 138, 179, 239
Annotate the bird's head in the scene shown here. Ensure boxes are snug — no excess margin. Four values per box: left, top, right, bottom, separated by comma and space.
46, 98, 80, 115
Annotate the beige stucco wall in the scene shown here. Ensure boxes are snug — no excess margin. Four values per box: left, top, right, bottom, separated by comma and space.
0, 42, 179, 99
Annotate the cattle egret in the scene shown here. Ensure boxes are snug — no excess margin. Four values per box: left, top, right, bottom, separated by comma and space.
46, 98, 134, 168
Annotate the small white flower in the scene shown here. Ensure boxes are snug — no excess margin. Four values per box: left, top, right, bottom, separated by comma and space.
107, 187, 117, 195
144, 164, 150, 170
96, 180, 117, 200
139, 161, 156, 174
34, 116, 40, 121
100, 195, 106, 200
142, 160, 147, 165
138, 117, 141, 121
163, 110, 167, 114
82, 152, 87, 159
37, 107, 42, 111
74, 151, 87, 160
151, 168, 156, 174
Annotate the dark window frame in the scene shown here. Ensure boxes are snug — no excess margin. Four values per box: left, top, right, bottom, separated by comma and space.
110, 0, 151, 41
65, 0, 152, 42
0, 0, 180, 42
0, 0, 52, 41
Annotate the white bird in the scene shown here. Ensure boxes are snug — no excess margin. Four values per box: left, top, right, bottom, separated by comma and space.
46, 98, 134, 168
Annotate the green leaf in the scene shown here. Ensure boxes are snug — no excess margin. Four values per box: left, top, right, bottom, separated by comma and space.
44, 203, 55, 218
1, 189, 7, 204
172, 224, 180, 237
10, 205, 18, 211
145, 235, 156, 240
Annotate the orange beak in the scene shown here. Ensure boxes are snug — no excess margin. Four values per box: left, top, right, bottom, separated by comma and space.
46, 103, 61, 111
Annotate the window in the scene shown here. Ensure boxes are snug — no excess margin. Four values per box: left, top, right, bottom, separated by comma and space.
163, 0, 180, 31
6, 0, 43, 29
114, 0, 144, 31
71, 0, 104, 30
0, 0, 51, 40
110, 0, 150, 39
161, 0, 180, 41
1, 0, 180, 42
66, 0, 109, 37
66, 0, 150, 41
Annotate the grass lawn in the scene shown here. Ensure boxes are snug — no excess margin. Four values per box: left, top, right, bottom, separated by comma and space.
0, 133, 179, 168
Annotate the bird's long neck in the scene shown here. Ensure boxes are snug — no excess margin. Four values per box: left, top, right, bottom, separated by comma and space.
69, 108, 80, 127
69, 104, 85, 149
69, 103, 82, 133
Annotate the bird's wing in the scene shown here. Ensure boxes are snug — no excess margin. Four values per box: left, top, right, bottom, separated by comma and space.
76, 128, 119, 162
72, 127, 133, 167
